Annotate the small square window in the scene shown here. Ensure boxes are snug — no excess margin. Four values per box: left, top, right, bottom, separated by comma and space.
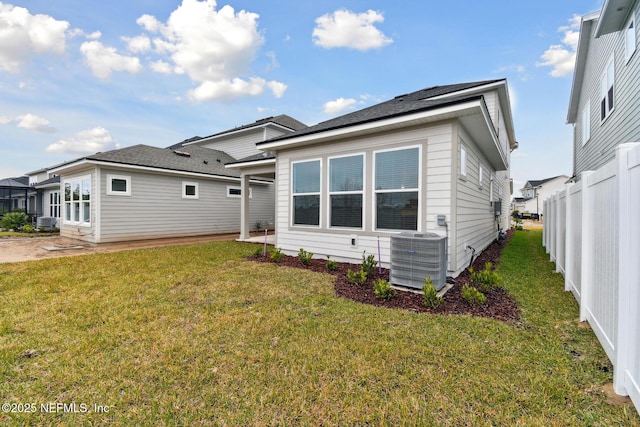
107, 174, 131, 196
182, 182, 199, 199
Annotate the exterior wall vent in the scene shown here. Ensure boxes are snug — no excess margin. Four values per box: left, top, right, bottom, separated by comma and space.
390, 232, 448, 290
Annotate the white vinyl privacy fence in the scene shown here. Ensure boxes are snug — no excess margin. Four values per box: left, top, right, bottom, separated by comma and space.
544, 143, 640, 416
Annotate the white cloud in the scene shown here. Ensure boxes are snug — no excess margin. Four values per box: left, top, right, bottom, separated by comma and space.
537, 14, 581, 77
136, 0, 285, 101
122, 35, 151, 53
80, 40, 142, 79
188, 77, 286, 102
0, 3, 69, 73
324, 97, 357, 114
16, 113, 56, 133
313, 9, 393, 51
46, 127, 119, 154
68, 28, 101, 40
0, 116, 11, 125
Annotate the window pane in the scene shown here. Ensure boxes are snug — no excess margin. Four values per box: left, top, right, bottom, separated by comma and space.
331, 194, 362, 228
83, 202, 90, 223
65, 203, 71, 220
375, 148, 419, 190
73, 181, 80, 201
74, 203, 80, 222
112, 178, 127, 192
293, 195, 320, 226
185, 185, 196, 196
82, 179, 90, 200
293, 161, 320, 193
65, 183, 71, 201
376, 192, 418, 230
229, 188, 241, 196
330, 155, 363, 192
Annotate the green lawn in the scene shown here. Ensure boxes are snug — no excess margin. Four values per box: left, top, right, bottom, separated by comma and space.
0, 230, 638, 426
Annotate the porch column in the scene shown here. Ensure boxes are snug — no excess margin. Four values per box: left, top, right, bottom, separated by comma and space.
239, 173, 251, 240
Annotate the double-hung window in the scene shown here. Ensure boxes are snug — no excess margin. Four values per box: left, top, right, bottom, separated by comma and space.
292, 160, 321, 226
600, 56, 615, 121
329, 154, 363, 228
374, 147, 420, 231
64, 176, 91, 224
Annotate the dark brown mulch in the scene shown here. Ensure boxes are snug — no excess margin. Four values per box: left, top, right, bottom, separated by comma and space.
250, 229, 520, 322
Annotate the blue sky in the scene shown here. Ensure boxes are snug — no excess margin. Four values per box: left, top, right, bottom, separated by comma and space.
0, 0, 603, 194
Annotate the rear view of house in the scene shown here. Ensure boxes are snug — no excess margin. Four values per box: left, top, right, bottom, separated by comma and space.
230, 80, 517, 277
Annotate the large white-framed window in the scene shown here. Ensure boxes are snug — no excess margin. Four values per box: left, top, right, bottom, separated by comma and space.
374, 146, 420, 231
600, 56, 615, 121
63, 176, 91, 225
626, 13, 636, 62
581, 101, 591, 145
107, 174, 131, 196
292, 159, 321, 227
328, 153, 364, 229
227, 185, 252, 198
182, 181, 199, 199
49, 191, 60, 218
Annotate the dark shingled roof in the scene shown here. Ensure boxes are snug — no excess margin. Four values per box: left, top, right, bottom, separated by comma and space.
0, 177, 29, 188
84, 144, 241, 178
168, 114, 307, 149
34, 175, 61, 187
226, 152, 276, 166
526, 176, 563, 188
258, 80, 503, 145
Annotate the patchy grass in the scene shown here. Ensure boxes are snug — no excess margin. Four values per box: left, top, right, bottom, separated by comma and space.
0, 231, 59, 238
0, 231, 638, 425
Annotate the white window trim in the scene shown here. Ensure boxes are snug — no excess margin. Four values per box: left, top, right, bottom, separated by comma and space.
327, 153, 365, 230
227, 185, 252, 199
63, 174, 92, 226
460, 144, 467, 178
600, 55, 615, 123
372, 145, 422, 232
182, 181, 199, 199
581, 101, 591, 146
291, 158, 322, 228
106, 174, 131, 196
478, 164, 484, 189
625, 12, 636, 63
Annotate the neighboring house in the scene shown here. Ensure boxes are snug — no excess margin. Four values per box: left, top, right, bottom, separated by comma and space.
0, 177, 31, 216
513, 175, 569, 216
27, 115, 306, 243
229, 79, 517, 277
567, 0, 640, 178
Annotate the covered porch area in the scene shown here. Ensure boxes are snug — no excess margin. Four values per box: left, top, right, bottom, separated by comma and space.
226, 154, 277, 242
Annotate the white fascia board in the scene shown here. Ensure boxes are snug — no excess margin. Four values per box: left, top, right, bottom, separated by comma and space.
225, 157, 276, 169
50, 159, 246, 183
258, 100, 485, 151
567, 12, 600, 123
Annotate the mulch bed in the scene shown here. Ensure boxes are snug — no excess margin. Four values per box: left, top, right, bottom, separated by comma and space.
249, 229, 520, 323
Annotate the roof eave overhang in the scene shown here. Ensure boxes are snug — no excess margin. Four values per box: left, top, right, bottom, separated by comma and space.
257, 99, 508, 171
567, 12, 600, 123
225, 157, 276, 169
49, 159, 244, 182
594, 0, 633, 37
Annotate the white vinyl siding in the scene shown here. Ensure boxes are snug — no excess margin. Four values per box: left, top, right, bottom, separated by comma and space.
96, 169, 275, 243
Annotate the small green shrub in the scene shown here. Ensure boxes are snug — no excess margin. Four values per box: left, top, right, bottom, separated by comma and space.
469, 262, 502, 292
252, 246, 265, 257
461, 284, 486, 305
422, 278, 443, 308
298, 248, 313, 266
346, 268, 367, 285
361, 252, 378, 278
373, 278, 394, 299
1, 212, 28, 230
269, 247, 285, 263
326, 256, 338, 272
22, 224, 34, 233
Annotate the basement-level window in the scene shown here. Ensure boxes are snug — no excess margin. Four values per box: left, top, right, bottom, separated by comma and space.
374, 146, 419, 231
292, 159, 321, 226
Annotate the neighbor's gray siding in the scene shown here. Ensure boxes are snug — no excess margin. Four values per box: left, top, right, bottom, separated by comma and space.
96, 168, 274, 243
574, 2, 640, 176
200, 126, 291, 161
